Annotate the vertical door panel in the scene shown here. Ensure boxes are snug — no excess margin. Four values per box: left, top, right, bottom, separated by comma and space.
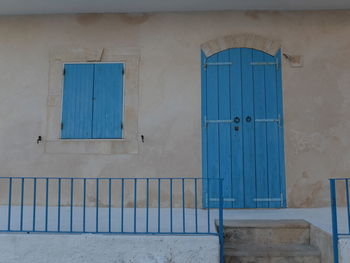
218, 50, 233, 208
276, 50, 286, 208
201, 52, 209, 207
264, 53, 281, 208
230, 48, 244, 208
253, 50, 269, 208
61, 64, 94, 139
241, 48, 256, 208
93, 63, 124, 139
206, 54, 220, 205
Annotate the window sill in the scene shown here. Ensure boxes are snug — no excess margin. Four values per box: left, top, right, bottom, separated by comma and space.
44, 139, 138, 155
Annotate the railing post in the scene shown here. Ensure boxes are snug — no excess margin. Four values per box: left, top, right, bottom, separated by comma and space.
330, 179, 339, 263
218, 178, 224, 263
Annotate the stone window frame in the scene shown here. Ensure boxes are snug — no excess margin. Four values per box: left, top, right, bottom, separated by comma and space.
45, 48, 140, 154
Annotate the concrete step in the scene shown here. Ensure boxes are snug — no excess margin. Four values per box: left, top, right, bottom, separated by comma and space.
224, 243, 321, 263
221, 220, 310, 245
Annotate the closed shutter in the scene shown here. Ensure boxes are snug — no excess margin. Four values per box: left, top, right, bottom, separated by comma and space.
61, 64, 94, 139
92, 63, 124, 139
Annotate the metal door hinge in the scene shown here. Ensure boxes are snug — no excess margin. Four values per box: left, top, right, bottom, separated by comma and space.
63, 69, 66, 75
255, 114, 282, 128
253, 193, 284, 207
203, 62, 232, 70
121, 122, 123, 130
210, 198, 235, 202
122, 68, 124, 75
250, 59, 280, 70
61, 122, 64, 130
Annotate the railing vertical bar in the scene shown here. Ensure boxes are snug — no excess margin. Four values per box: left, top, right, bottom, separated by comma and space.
108, 178, 112, 233
134, 178, 137, 233
330, 179, 339, 263
45, 178, 49, 232
70, 178, 74, 232
20, 178, 24, 231
219, 178, 224, 263
194, 178, 198, 233
170, 178, 173, 233
158, 179, 161, 233
346, 179, 350, 234
207, 178, 210, 233
96, 178, 99, 233
83, 178, 86, 233
7, 178, 12, 231
146, 178, 149, 233
57, 178, 61, 232
182, 178, 185, 233
121, 178, 124, 233
32, 178, 37, 232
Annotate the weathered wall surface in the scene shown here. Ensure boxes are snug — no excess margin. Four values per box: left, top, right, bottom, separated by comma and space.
0, 11, 349, 207
0, 234, 219, 263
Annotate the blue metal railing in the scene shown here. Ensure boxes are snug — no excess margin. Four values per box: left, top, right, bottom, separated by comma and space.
330, 178, 350, 263
0, 176, 224, 262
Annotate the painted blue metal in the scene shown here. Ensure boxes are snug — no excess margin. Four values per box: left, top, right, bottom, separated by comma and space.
45, 178, 49, 232
61, 64, 94, 139
0, 177, 223, 237
170, 178, 173, 233
108, 178, 112, 233
83, 178, 86, 232
92, 63, 124, 139
20, 178, 24, 231
8, 178, 12, 231
201, 48, 286, 208
134, 178, 137, 233
0, 177, 224, 263
96, 178, 99, 233
61, 63, 124, 139
146, 178, 149, 233
158, 179, 161, 233
57, 178, 61, 232
330, 179, 339, 263
33, 178, 37, 231
182, 178, 185, 232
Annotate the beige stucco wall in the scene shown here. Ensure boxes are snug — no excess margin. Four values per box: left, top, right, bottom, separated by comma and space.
0, 10, 349, 207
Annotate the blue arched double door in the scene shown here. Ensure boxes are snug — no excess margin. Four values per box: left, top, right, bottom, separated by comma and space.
201, 48, 286, 208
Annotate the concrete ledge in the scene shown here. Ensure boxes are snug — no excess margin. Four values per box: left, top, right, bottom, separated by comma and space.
0, 234, 219, 263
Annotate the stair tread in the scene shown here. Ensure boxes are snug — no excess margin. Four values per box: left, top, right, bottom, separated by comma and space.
218, 219, 310, 229
224, 244, 321, 257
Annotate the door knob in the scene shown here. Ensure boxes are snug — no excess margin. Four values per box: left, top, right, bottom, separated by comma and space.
234, 117, 240, 123
246, 116, 252, 122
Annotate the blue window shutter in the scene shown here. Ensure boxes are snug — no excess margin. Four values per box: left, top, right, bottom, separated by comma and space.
61, 64, 94, 139
92, 63, 124, 139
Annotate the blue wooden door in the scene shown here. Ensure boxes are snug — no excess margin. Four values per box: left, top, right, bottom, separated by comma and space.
201, 48, 286, 208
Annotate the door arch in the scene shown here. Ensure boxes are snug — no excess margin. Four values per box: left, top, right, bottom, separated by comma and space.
201, 47, 286, 208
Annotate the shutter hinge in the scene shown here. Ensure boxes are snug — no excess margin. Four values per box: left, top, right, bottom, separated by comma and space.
122, 68, 124, 75
61, 122, 64, 130
121, 122, 123, 130
63, 69, 66, 75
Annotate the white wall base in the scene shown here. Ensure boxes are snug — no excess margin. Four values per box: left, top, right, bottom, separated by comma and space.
0, 234, 219, 263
